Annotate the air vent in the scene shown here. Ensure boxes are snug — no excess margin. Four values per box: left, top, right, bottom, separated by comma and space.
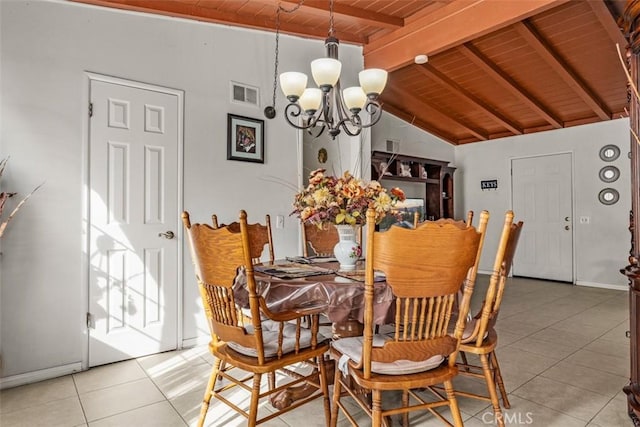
231, 82, 259, 106
386, 139, 399, 153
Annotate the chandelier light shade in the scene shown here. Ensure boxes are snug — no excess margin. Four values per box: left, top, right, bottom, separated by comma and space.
359, 69, 388, 97
311, 58, 341, 89
279, 6, 388, 140
279, 72, 307, 101
342, 87, 367, 113
299, 88, 322, 113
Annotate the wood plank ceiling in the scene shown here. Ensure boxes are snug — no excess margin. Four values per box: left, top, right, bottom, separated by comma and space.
72, 0, 630, 145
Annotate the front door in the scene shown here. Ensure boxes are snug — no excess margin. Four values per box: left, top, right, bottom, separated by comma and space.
511, 153, 573, 282
88, 76, 181, 366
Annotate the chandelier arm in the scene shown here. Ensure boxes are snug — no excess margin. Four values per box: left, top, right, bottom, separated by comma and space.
357, 101, 383, 129
322, 90, 335, 129
284, 103, 325, 130
307, 125, 326, 138
336, 114, 362, 137
327, 81, 360, 137
332, 81, 350, 123
338, 122, 362, 137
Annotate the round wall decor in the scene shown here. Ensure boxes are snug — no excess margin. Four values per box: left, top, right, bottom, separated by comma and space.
598, 188, 620, 205
598, 165, 620, 183
599, 144, 620, 162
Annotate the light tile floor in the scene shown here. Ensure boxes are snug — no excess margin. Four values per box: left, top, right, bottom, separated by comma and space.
0, 276, 633, 426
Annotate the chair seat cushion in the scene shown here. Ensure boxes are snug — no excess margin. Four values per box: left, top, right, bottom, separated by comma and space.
227, 320, 322, 358
332, 335, 444, 375
461, 318, 489, 341
462, 318, 476, 340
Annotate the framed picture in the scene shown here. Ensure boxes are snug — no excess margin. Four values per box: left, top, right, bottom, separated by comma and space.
227, 114, 264, 163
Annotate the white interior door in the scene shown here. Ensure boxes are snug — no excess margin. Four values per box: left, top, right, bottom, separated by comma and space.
511, 153, 573, 282
88, 77, 180, 367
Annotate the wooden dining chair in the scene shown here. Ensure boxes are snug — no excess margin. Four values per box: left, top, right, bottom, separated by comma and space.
465, 210, 474, 226
329, 208, 484, 427
413, 210, 474, 228
302, 222, 339, 257
184, 210, 331, 427
454, 213, 523, 427
212, 213, 275, 264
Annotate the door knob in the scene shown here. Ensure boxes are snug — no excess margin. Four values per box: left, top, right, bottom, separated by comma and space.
564, 225, 570, 230
564, 216, 570, 222
158, 231, 175, 239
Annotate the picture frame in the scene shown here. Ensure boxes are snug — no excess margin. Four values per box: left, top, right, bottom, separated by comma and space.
227, 114, 264, 163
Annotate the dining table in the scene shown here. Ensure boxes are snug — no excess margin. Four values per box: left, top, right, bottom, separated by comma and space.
232, 258, 395, 409
236, 258, 395, 335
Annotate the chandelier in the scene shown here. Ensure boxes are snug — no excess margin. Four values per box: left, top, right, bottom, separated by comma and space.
278, 0, 387, 139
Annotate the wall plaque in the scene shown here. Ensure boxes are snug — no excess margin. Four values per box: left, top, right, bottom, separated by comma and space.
481, 179, 498, 190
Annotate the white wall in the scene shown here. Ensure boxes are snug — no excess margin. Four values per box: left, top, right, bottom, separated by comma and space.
372, 112, 455, 162
371, 113, 456, 201
0, 0, 365, 379
455, 119, 631, 287
372, 113, 631, 288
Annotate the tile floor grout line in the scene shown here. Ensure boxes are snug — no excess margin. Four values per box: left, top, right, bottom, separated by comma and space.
134, 358, 189, 426
84, 400, 177, 425
71, 374, 90, 426
585, 392, 624, 426
509, 370, 598, 423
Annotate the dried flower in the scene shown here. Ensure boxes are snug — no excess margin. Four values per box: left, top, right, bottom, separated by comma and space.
291, 169, 405, 226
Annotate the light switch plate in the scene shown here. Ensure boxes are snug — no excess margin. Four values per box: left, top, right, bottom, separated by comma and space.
276, 215, 284, 229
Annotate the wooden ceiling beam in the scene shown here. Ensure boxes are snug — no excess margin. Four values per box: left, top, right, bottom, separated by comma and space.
72, 0, 367, 44
588, 0, 628, 49
382, 103, 459, 145
412, 64, 523, 135
386, 84, 489, 142
364, 0, 569, 72
458, 43, 563, 129
281, 1, 403, 29
513, 21, 611, 120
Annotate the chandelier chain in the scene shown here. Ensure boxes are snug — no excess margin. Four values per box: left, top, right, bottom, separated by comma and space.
328, 0, 335, 37
278, 0, 305, 14
270, 8, 281, 110
269, 0, 305, 115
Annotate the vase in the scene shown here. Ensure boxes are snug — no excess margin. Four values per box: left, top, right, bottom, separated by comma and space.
333, 224, 360, 271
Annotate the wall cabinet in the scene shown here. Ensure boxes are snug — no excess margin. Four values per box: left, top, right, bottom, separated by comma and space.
371, 151, 455, 220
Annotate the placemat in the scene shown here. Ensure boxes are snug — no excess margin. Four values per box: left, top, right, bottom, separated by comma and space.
255, 262, 334, 279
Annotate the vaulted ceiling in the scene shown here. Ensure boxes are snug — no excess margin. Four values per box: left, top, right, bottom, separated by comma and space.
72, 0, 630, 145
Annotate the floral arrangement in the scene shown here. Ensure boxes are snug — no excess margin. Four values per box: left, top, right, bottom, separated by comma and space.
291, 168, 405, 226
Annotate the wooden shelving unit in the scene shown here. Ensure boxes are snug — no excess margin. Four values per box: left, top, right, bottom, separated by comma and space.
371, 151, 455, 220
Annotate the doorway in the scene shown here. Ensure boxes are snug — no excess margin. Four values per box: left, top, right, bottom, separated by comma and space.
511, 153, 573, 282
86, 74, 183, 367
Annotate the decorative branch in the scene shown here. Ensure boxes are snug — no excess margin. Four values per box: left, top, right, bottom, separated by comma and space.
618, 43, 640, 102
0, 183, 43, 238
0, 157, 43, 238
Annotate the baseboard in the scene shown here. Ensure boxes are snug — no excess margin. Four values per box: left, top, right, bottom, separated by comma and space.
576, 280, 627, 291
0, 362, 83, 390
478, 271, 627, 291
182, 335, 209, 348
